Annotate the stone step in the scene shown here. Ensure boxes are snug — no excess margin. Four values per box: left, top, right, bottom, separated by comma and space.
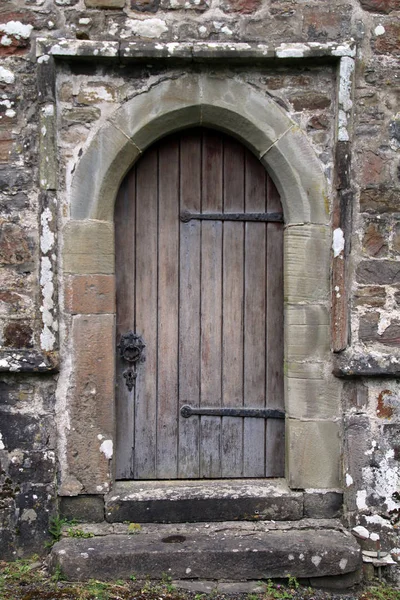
100, 479, 342, 523
49, 521, 362, 584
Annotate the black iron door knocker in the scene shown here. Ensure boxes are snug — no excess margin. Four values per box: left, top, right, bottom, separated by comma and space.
118, 331, 145, 392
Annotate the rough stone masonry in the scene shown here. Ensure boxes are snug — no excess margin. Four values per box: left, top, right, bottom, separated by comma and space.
0, 0, 399, 586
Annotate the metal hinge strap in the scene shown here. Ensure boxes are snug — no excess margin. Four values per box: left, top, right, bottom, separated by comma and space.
180, 405, 285, 419
180, 211, 283, 223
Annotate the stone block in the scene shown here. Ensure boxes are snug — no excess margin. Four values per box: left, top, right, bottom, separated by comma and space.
84, 0, 125, 6
289, 92, 331, 111
285, 305, 330, 361
284, 225, 330, 303
374, 23, 400, 55
302, 6, 351, 41
309, 568, 362, 589
342, 415, 372, 513
65, 274, 115, 314
2, 321, 33, 348
304, 492, 343, 518
66, 314, 115, 494
354, 286, 385, 308
60, 496, 105, 522
105, 480, 303, 523
360, 187, 399, 213
287, 419, 341, 489
49, 525, 361, 581
285, 371, 341, 419
262, 127, 329, 226
131, 0, 160, 11
39, 104, 57, 190
356, 260, 400, 285
359, 312, 400, 347
63, 220, 114, 274
359, 0, 398, 12
220, 0, 262, 13
0, 222, 32, 265
362, 219, 388, 257
71, 121, 140, 221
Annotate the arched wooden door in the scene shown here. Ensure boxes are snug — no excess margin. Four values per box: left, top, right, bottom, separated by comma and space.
115, 128, 284, 480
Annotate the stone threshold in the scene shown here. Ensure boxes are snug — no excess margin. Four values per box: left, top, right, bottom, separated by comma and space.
36, 39, 356, 62
101, 479, 342, 523
50, 520, 362, 584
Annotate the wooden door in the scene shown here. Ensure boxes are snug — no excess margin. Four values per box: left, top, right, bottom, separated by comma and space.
115, 128, 284, 480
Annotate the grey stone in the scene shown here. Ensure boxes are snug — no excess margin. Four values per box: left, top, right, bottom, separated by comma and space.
309, 568, 363, 589
356, 260, 400, 285
105, 479, 303, 523
37, 58, 56, 104
304, 492, 343, 519
49, 524, 361, 581
60, 496, 105, 523
333, 352, 400, 378
0, 350, 58, 372
39, 104, 57, 191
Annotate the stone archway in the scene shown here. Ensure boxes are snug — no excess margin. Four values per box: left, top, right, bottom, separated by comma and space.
61, 73, 341, 496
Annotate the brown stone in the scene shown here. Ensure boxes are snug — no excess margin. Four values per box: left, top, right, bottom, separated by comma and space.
375, 23, 400, 56
67, 314, 115, 494
84, 0, 125, 7
3, 321, 33, 348
356, 260, 400, 285
221, 0, 261, 13
65, 275, 115, 314
359, 0, 399, 12
377, 389, 395, 419
302, 6, 351, 40
360, 187, 399, 213
362, 220, 388, 257
290, 92, 331, 111
354, 285, 386, 308
307, 114, 329, 130
0, 223, 32, 265
360, 151, 387, 186
394, 222, 400, 254
0, 131, 13, 163
359, 312, 400, 346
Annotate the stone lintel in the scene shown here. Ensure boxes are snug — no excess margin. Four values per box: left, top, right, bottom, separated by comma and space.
0, 350, 59, 372
333, 352, 400, 378
36, 38, 356, 61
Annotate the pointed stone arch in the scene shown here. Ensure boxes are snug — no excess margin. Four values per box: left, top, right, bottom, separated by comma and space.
63, 73, 341, 493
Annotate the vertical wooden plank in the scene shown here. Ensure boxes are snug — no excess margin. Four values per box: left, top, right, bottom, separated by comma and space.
115, 171, 136, 479
156, 137, 179, 478
243, 149, 266, 477
200, 130, 223, 478
178, 131, 201, 478
221, 137, 244, 477
265, 175, 285, 477
134, 147, 158, 479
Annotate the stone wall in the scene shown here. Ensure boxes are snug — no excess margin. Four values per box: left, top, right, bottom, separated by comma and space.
0, 0, 399, 581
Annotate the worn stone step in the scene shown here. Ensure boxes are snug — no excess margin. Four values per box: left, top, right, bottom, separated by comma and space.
49, 521, 362, 583
104, 479, 306, 523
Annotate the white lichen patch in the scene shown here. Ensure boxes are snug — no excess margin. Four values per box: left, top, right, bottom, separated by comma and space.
345, 473, 353, 487
356, 490, 367, 510
0, 21, 34, 39
339, 558, 348, 570
40, 207, 55, 254
311, 555, 321, 567
378, 315, 391, 335
0, 432, 5, 450
100, 439, 113, 460
21, 508, 37, 522
338, 56, 355, 141
374, 25, 385, 36
353, 525, 369, 539
362, 449, 400, 512
0, 66, 15, 84
40, 256, 56, 351
332, 228, 345, 257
